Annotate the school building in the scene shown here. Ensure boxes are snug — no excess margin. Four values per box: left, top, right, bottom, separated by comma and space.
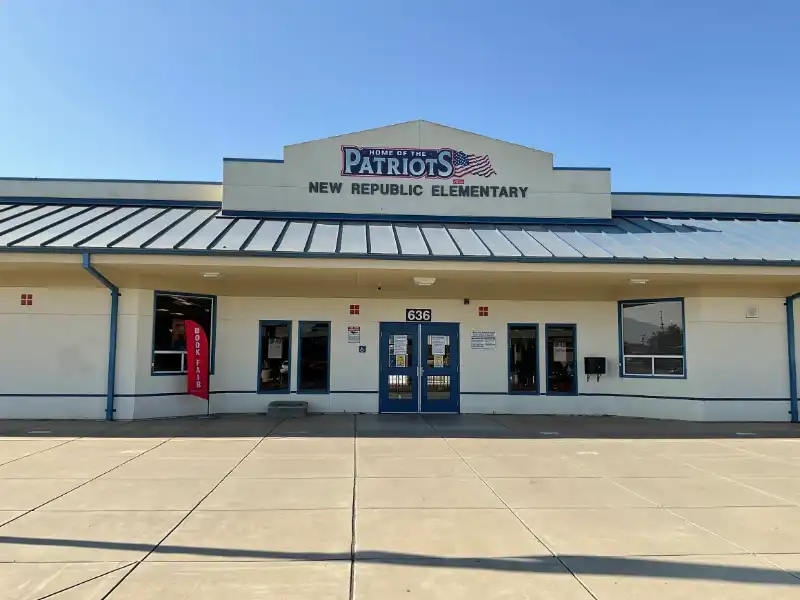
0, 120, 798, 422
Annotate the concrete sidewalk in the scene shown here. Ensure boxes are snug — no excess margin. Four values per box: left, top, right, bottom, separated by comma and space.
1, 414, 799, 598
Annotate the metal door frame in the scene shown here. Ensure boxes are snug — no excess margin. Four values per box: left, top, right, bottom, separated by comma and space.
379, 322, 460, 414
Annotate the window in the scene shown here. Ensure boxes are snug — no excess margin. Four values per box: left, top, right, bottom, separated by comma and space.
259, 321, 291, 393
620, 299, 685, 377
298, 322, 330, 393
509, 325, 538, 393
152, 292, 214, 374
545, 325, 576, 394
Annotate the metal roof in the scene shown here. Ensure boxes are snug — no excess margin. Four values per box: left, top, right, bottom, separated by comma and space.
1, 202, 800, 264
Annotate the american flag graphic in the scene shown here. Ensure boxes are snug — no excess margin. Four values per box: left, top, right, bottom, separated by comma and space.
453, 150, 497, 178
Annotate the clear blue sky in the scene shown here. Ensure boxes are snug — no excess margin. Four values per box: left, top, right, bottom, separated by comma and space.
1, 0, 798, 194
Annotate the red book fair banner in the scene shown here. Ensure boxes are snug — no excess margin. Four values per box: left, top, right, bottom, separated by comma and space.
185, 320, 209, 400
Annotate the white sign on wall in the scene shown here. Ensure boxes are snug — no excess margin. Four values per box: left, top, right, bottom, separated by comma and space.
347, 325, 361, 344
471, 331, 497, 350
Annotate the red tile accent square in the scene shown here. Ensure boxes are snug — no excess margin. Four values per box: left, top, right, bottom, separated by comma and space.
20, 293, 33, 306
478, 306, 489, 317
349, 304, 360, 315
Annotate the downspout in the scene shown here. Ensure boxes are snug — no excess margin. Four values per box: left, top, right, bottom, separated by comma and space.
786, 292, 800, 424
82, 253, 119, 421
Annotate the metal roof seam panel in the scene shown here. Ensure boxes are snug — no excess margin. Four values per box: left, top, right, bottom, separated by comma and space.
1, 206, 90, 246
551, 229, 612, 258
337, 222, 368, 254
307, 222, 341, 253
240, 219, 286, 252
269, 221, 292, 252
103, 209, 171, 248
446, 225, 489, 256
115, 208, 193, 249
0, 206, 65, 236
473, 227, 522, 257
367, 223, 399, 254
143, 209, 218, 249
0, 205, 43, 225
395, 224, 430, 255
304, 222, 318, 253
11, 206, 116, 247
211, 218, 261, 251
78, 208, 168, 248
46, 207, 143, 247
176, 215, 234, 250
276, 221, 314, 253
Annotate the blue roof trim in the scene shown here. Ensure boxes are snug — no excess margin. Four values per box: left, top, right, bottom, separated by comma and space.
3, 243, 800, 267
220, 209, 615, 226
613, 191, 800, 200
0, 176, 220, 185
223, 157, 284, 163
553, 167, 610, 171
0, 197, 222, 209
613, 209, 800, 222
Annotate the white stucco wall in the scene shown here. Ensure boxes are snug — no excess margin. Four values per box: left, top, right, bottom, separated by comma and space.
0, 287, 109, 419
0, 287, 791, 421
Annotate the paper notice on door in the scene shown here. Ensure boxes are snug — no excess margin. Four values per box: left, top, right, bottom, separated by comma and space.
433, 355, 444, 368
267, 339, 283, 359
430, 335, 447, 356
393, 335, 408, 355
347, 325, 360, 344
396, 354, 407, 368
554, 340, 568, 362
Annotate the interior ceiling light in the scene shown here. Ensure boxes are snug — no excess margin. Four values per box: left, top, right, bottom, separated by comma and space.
414, 277, 436, 287
629, 278, 649, 285
203, 272, 221, 278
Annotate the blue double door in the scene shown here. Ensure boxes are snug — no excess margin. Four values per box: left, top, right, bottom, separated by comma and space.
379, 322, 460, 414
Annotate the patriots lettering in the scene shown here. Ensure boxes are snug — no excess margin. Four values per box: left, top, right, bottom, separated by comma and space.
308, 145, 528, 198
342, 146, 455, 179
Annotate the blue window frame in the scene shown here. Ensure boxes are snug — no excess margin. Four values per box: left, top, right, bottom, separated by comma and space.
297, 321, 331, 393
258, 320, 292, 394
151, 291, 216, 375
508, 324, 539, 394
545, 324, 577, 395
618, 298, 686, 378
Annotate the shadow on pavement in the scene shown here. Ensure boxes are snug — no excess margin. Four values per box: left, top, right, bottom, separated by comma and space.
0, 414, 798, 439
0, 535, 797, 584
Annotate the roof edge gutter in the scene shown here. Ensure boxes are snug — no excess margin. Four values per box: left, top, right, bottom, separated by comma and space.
786, 292, 800, 424
82, 253, 119, 421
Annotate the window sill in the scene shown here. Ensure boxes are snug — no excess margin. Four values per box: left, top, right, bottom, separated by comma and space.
297, 390, 330, 395
621, 374, 687, 380
508, 390, 541, 395
257, 389, 292, 395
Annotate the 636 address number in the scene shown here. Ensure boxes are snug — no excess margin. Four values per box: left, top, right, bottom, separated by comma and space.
405, 308, 432, 322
